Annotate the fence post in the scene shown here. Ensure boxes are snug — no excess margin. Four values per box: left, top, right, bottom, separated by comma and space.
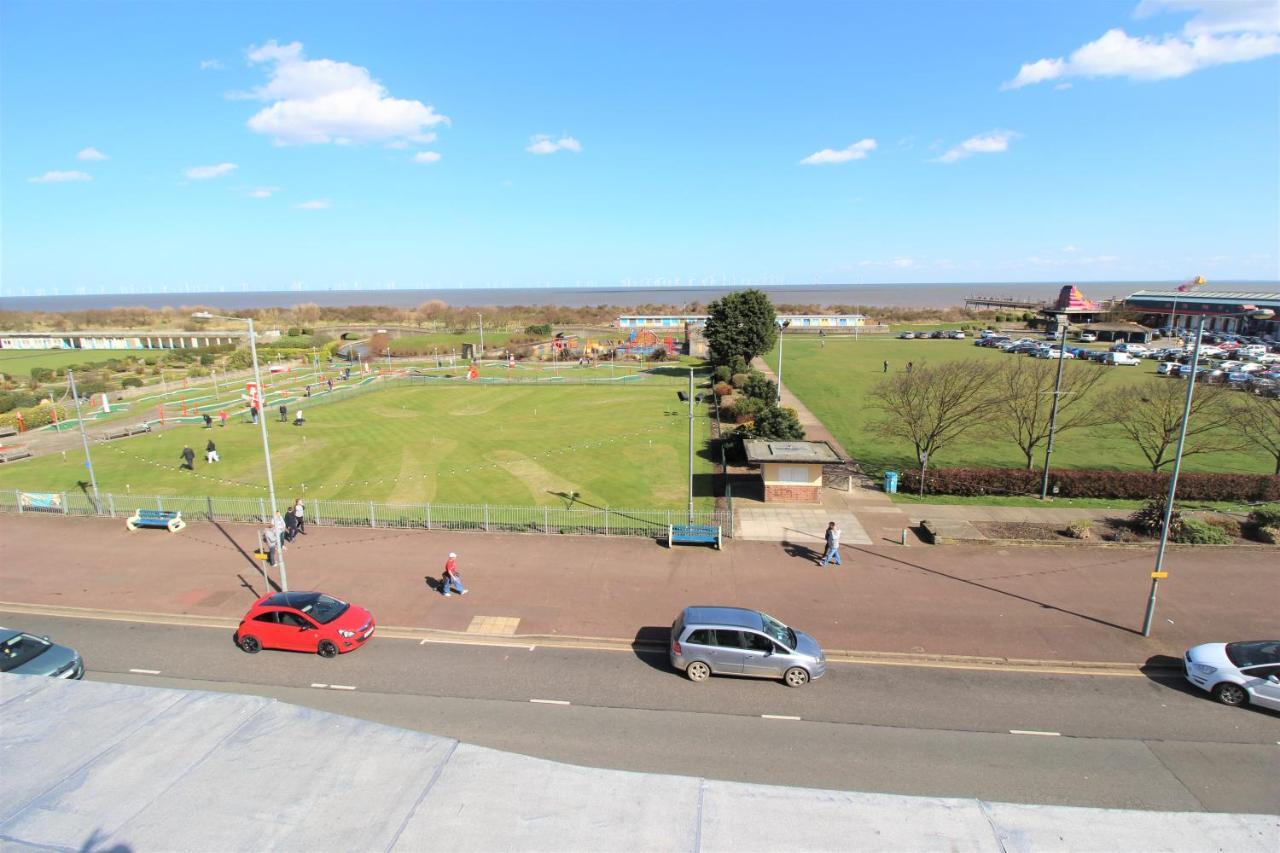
259, 497, 267, 523
107, 493, 116, 518
368, 501, 376, 528
62, 493, 69, 515
16, 490, 23, 514
315, 500, 322, 526
605, 507, 610, 536
206, 495, 215, 522
156, 496, 164, 511
425, 503, 431, 530
484, 504, 489, 531
544, 506, 549, 534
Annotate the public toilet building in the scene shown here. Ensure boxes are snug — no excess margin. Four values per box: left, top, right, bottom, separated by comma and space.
742, 439, 842, 503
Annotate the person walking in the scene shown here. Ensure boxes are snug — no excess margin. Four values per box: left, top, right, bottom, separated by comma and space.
441, 552, 467, 597
283, 505, 298, 542
218, 409, 228, 428
250, 404, 259, 424
262, 526, 280, 567
273, 511, 288, 552
205, 439, 219, 463
293, 409, 304, 426
292, 499, 306, 535
179, 445, 195, 470
906, 361, 914, 375
203, 413, 213, 428
882, 360, 889, 373
279, 403, 288, 423
818, 521, 843, 567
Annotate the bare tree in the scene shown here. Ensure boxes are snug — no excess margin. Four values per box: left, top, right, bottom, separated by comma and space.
869, 360, 993, 484
990, 357, 1110, 469
1105, 377, 1240, 472
1235, 392, 1280, 475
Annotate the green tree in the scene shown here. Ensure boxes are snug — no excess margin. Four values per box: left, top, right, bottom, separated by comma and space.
742, 372, 777, 402
746, 405, 805, 440
704, 289, 777, 366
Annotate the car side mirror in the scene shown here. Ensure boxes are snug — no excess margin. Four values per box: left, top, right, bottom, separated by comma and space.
1270, 675, 1280, 684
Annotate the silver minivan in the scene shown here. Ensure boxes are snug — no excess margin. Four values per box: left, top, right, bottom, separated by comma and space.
669, 606, 826, 687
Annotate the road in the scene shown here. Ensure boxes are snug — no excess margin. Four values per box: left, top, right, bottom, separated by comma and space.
4, 609, 1277, 815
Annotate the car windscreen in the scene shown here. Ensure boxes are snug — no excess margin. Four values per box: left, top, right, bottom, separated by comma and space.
301, 594, 350, 625
1225, 641, 1280, 668
759, 612, 796, 650
0, 633, 52, 672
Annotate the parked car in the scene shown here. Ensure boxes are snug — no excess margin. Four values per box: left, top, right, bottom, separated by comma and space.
897, 331, 916, 339
1101, 352, 1141, 366
948, 331, 966, 339
1156, 361, 1182, 375
1109, 342, 1149, 355
236, 591, 375, 657
669, 606, 826, 687
1077, 332, 1098, 343
0, 628, 84, 679
1184, 641, 1280, 710
929, 330, 947, 339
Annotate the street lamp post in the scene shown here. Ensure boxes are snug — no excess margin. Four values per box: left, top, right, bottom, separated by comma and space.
477, 313, 484, 360
687, 367, 695, 523
775, 319, 791, 404
1039, 321, 1070, 500
1140, 304, 1274, 636
67, 370, 100, 511
194, 311, 288, 591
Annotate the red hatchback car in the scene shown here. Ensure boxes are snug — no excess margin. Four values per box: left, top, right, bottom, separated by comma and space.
236, 591, 375, 657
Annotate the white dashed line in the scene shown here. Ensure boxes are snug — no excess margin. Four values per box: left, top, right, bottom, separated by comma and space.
128, 668, 161, 675
1010, 729, 1061, 736
530, 698, 571, 705
310, 683, 328, 689
328, 684, 357, 691
761, 714, 802, 721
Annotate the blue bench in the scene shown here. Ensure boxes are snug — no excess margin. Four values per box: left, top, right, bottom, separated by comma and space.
668, 523, 722, 550
126, 508, 186, 533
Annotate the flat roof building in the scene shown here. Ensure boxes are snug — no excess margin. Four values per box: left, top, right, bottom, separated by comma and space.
1124, 289, 1280, 336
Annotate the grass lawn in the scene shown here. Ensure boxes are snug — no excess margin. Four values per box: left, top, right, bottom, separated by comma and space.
0, 349, 132, 378
389, 330, 516, 354
769, 335, 1274, 477
0, 382, 717, 509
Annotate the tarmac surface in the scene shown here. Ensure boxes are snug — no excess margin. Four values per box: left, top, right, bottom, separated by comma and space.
1, 513, 1276, 665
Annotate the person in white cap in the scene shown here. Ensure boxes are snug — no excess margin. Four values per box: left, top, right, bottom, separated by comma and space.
442, 551, 467, 597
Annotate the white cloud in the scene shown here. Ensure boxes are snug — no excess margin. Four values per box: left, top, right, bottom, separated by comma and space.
295, 199, 331, 210
185, 163, 238, 180
200, 59, 225, 71
1004, 1, 1280, 88
76, 147, 108, 161
1063, 244, 1079, 252
248, 187, 280, 198
799, 138, 878, 165
28, 170, 91, 183
526, 134, 582, 155
933, 130, 1019, 163
413, 151, 442, 163
242, 40, 449, 145
858, 257, 917, 268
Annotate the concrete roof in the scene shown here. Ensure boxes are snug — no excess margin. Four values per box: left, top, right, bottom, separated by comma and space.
743, 440, 841, 464
1, 674, 1275, 851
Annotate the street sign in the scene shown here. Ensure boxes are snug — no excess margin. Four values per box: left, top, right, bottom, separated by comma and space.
1150, 571, 1168, 579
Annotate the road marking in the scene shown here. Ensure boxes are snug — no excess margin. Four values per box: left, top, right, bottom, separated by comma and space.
417, 637, 536, 651
311, 683, 328, 689
128, 668, 161, 675
530, 698, 570, 705
328, 684, 357, 691
761, 714, 802, 721
1010, 729, 1061, 736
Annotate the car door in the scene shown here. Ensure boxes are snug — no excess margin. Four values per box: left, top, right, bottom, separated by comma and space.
1243, 665, 1280, 711
708, 630, 746, 674
249, 612, 290, 651
276, 610, 319, 652
739, 631, 785, 678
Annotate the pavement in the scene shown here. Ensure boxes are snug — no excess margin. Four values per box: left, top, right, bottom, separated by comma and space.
2, 513, 1276, 666
6, 675, 1276, 852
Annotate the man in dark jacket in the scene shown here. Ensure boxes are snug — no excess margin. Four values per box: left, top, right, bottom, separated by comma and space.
180, 446, 195, 470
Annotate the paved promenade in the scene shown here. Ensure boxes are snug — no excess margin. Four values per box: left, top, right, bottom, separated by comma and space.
2, 514, 1275, 665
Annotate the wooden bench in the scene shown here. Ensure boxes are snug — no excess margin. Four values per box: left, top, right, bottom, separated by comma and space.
126, 508, 186, 533
0, 449, 33, 463
667, 523, 722, 550
102, 423, 152, 441
0, 427, 18, 439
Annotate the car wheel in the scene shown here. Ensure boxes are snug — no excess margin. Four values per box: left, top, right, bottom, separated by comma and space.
685, 661, 711, 682
317, 640, 339, 658
1213, 682, 1248, 707
783, 667, 810, 688
238, 634, 261, 654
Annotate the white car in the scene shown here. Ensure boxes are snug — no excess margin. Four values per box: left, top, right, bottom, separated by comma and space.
1077, 332, 1097, 343
1102, 352, 1141, 366
1184, 641, 1280, 710
1110, 342, 1149, 355
1156, 361, 1182, 375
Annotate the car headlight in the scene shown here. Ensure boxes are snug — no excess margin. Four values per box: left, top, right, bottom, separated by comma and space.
1192, 663, 1217, 676
338, 629, 355, 638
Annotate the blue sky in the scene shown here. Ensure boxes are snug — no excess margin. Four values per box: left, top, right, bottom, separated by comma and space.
2, 0, 1277, 296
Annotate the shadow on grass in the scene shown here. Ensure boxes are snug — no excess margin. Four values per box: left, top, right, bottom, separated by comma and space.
849, 545, 1139, 635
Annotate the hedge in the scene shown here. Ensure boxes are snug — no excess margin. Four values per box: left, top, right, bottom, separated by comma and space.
0, 402, 72, 433
898, 467, 1280, 502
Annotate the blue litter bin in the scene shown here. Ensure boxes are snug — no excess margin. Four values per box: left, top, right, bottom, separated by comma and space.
884, 470, 899, 494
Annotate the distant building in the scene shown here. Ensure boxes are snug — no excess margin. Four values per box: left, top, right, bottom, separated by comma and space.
1037, 285, 1110, 333
0, 330, 246, 351
617, 313, 867, 330
1125, 289, 1280, 336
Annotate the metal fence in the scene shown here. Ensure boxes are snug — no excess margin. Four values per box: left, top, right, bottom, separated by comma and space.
0, 489, 731, 540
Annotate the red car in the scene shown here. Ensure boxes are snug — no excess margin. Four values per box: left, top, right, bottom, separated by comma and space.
236, 591, 374, 657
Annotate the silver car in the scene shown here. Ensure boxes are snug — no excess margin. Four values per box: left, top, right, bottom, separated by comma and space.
1184, 641, 1280, 710
669, 606, 826, 687
0, 628, 84, 679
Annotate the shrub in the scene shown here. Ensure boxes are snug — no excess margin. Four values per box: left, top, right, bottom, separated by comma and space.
729, 355, 748, 376
746, 405, 805, 441
1103, 527, 1137, 543
650, 346, 668, 361
525, 323, 553, 337
1171, 518, 1232, 545
1247, 506, 1280, 529
713, 365, 732, 384
1130, 497, 1182, 538
1065, 522, 1092, 540
1203, 515, 1242, 538
1256, 526, 1279, 545
199, 353, 215, 366
0, 402, 71, 432
742, 373, 777, 402
730, 372, 750, 389
894, 467, 1280, 502
30, 367, 53, 383
729, 395, 767, 423
287, 327, 301, 337
121, 377, 143, 388
713, 382, 733, 398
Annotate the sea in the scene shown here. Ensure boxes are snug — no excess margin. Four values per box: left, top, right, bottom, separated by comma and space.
2, 281, 1274, 313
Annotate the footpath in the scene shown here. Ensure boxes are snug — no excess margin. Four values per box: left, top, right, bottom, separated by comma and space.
2, 513, 1275, 668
